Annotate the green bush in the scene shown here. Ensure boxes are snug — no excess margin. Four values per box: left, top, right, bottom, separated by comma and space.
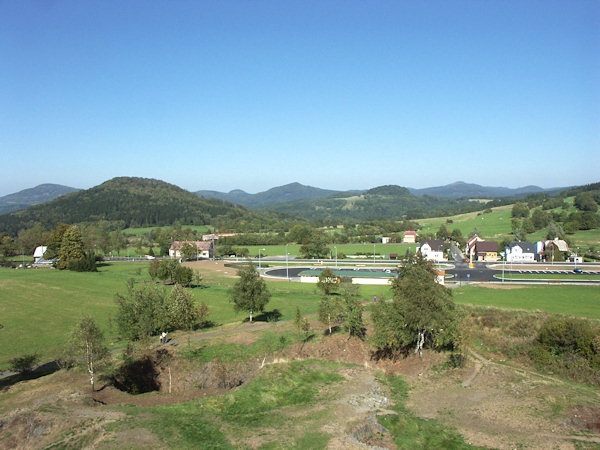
66, 250, 98, 272
536, 318, 596, 359
10, 353, 39, 373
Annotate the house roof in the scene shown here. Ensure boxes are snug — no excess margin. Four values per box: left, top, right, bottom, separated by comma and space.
404, 230, 417, 236
33, 246, 47, 258
508, 241, 537, 253
476, 241, 498, 253
545, 239, 569, 252
421, 239, 444, 252
170, 241, 212, 251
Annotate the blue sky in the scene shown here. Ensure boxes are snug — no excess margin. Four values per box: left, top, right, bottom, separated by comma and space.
1, 1, 598, 196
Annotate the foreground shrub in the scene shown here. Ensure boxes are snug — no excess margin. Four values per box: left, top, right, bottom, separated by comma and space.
530, 317, 600, 385
10, 354, 39, 374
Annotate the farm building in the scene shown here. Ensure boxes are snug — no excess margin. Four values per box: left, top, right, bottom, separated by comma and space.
33, 246, 47, 263
169, 241, 214, 259
403, 230, 417, 243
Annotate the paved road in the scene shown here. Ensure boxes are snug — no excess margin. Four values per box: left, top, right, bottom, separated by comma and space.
264, 263, 600, 285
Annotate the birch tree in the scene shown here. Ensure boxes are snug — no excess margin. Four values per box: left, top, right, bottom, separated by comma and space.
69, 317, 109, 393
229, 262, 271, 323
372, 254, 458, 359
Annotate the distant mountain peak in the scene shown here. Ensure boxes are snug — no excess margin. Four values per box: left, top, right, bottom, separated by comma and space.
195, 182, 340, 208
0, 183, 80, 215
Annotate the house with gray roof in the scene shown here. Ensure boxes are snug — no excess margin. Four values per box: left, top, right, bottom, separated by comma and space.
505, 241, 537, 262
419, 239, 445, 262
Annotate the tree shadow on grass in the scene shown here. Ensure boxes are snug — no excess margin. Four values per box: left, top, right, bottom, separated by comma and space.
321, 325, 342, 336
197, 320, 220, 330
0, 361, 61, 391
243, 309, 282, 323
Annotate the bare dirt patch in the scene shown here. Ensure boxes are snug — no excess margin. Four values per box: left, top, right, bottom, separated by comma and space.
183, 260, 239, 279
2, 320, 599, 448
407, 352, 600, 449
473, 283, 530, 290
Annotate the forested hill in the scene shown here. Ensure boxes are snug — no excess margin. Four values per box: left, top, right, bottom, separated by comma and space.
0, 183, 79, 215
265, 184, 501, 222
0, 177, 293, 235
196, 182, 342, 207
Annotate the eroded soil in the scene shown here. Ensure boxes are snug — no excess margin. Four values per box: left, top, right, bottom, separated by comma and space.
1, 323, 599, 449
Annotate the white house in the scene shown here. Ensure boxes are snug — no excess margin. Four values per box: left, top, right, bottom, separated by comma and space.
169, 241, 213, 259
419, 239, 445, 262
33, 246, 47, 263
505, 242, 537, 263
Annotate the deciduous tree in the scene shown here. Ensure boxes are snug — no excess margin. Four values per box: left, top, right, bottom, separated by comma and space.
317, 268, 338, 295
372, 255, 459, 359
299, 231, 330, 259
229, 262, 271, 323
167, 284, 208, 330
69, 317, 109, 393
58, 225, 85, 269
318, 294, 345, 335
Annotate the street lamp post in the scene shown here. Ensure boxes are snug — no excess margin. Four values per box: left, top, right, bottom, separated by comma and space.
259, 248, 266, 270
285, 244, 289, 280
334, 246, 338, 268
373, 243, 376, 264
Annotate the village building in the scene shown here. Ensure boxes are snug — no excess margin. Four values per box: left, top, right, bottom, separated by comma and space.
465, 234, 485, 257
543, 238, 569, 262
419, 239, 445, 261
505, 242, 537, 263
169, 240, 214, 259
33, 246, 47, 263
467, 240, 499, 262
402, 230, 417, 243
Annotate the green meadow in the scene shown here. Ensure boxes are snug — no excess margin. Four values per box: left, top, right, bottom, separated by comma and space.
243, 243, 418, 258
0, 262, 390, 369
417, 205, 513, 238
2, 261, 599, 370
123, 225, 212, 236
495, 273, 600, 281
453, 284, 600, 320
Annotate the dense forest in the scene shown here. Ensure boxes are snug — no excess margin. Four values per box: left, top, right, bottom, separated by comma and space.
265, 185, 514, 222
0, 177, 302, 236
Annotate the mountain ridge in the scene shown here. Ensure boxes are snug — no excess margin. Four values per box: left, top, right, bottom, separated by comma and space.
0, 183, 80, 215
0, 177, 296, 235
196, 182, 341, 207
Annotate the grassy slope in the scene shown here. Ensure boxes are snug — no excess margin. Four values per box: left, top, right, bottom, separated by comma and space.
417, 205, 513, 238
242, 243, 418, 257
99, 360, 474, 448
453, 285, 600, 319
2, 261, 599, 368
124, 225, 211, 236
0, 263, 391, 369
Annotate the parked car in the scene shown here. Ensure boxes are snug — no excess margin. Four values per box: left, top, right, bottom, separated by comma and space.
573, 267, 583, 274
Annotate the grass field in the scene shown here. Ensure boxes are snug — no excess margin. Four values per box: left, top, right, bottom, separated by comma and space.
241, 243, 418, 258
494, 274, 600, 281
0, 262, 390, 369
417, 205, 513, 238
2, 261, 599, 369
123, 225, 211, 236
453, 284, 600, 319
